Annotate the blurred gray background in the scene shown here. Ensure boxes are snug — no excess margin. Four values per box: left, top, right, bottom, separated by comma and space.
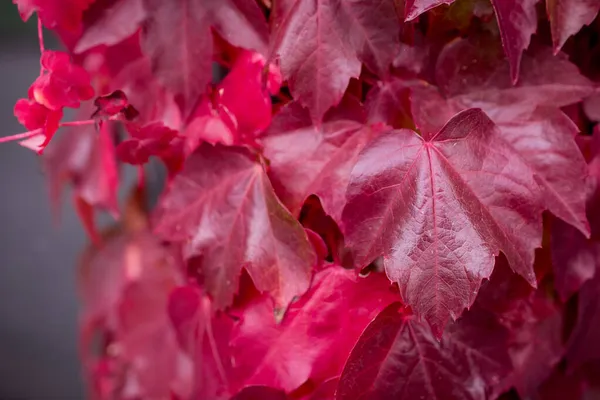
0, 4, 85, 398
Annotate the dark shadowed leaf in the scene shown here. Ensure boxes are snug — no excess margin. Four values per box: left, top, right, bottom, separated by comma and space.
336, 303, 511, 400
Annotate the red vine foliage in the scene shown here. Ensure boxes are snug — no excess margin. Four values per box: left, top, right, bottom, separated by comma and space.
6, 0, 600, 398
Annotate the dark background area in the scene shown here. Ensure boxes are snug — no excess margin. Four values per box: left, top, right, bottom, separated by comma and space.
0, 5, 85, 399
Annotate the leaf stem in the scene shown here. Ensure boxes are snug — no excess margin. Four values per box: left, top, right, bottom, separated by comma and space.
0, 118, 109, 144
37, 16, 45, 75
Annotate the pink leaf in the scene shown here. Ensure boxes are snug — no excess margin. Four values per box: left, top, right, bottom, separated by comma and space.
230, 266, 398, 392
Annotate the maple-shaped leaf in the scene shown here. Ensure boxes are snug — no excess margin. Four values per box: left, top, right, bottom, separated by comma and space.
153, 144, 316, 310
431, 38, 593, 236
141, 0, 268, 118
547, 0, 600, 53
271, 0, 400, 121
262, 102, 383, 221
229, 266, 398, 392
74, 0, 146, 53
13, 0, 94, 31
336, 303, 512, 400
342, 108, 542, 336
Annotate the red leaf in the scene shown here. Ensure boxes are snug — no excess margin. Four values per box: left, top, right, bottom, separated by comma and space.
547, 0, 600, 53
229, 266, 398, 392
31, 50, 95, 111
92, 90, 139, 120
342, 109, 541, 336
153, 144, 316, 310
262, 102, 383, 221
272, 0, 400, 122
336, 303, 512, 400
217, 50, 281, 138
74, 0, 146, 53
117, 122, 178, 165
141, 0, 268, 118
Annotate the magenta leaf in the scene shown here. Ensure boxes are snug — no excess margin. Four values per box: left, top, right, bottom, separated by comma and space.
229, 266, 398, 392
343, 108, 542, 336
262, 102, 383, 221
141, 0, 268, 118
271, 0, 400, 122
336, 303, 512, 400
153, 144, 316, 310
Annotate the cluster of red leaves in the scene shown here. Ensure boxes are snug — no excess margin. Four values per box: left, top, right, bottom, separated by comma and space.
7, 0, 600, 399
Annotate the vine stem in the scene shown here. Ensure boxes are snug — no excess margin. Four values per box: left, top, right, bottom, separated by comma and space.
0, 129, 41, 144
0, 118, 118, 144
37, 16, 45, 75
